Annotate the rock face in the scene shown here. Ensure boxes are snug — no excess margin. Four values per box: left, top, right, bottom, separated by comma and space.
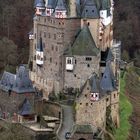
0, 0, 34, 63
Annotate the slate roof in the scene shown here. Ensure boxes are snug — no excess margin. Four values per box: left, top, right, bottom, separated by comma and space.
81, 0, 99, 18
34, 0, 45, 8
101, 0, 111, 10
37, 38, 43, 51
100, 62, 116, 92
0, 72, 15, 92
89, 74, 99, 93
66, 25, 99, 56
47, 0, 57, 9
106, 49, 114, 62
18, 98, 34, 116
12, 66, 35, 94
55, 0, 66, 10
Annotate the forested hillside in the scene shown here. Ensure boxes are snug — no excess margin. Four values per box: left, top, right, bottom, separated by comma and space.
0, 0, 34, 73
114, 0, 140, 63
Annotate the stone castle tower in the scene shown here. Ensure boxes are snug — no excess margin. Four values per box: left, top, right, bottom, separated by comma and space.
28, 0, 120, 138
29, 0, 116, 95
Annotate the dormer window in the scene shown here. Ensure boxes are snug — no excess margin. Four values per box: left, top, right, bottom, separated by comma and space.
66, 57, 74, 71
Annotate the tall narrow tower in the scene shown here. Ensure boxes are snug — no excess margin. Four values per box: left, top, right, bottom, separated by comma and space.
69, 0, 77, 17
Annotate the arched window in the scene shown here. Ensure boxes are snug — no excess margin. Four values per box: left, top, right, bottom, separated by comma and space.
67, 58, 72, 64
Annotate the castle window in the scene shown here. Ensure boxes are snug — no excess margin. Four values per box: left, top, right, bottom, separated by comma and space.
34, 33, 36, 39
54, 34, 56, 40
56, 62, 57, 65
85, 57, 92, 61
74, 74, 76, 77
114, 94, 116, 98
86, 103, 88, 106
88, 22, 90, 26
48, 33, 51, 38
91, 103, 93, 105
35, 44, 36, 49
52, 45, 54, 51
67, 58, 72, 64
85, 94, 87, 97
92, 10, 94, 13
80, 103, 82, 105
87, 87, 89, 90
50, 57, 52, 63
86, 10, 88, 12
56, 46, 58, 51
87, 64, 90, 67
75, 59, 77, 64
44, 32, 46, 38
106, 98, 109, 102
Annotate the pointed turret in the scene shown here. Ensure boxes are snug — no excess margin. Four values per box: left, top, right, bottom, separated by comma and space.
18, 98, 34, 116
81, 0, 99, 18
35, 0, 45, 15
106, 48, 114, 62
55, 0, 67, 18
12, 66, 35, 94
36, 38, 44, 65
100, 63, 115, 92
90, 74, 99, 101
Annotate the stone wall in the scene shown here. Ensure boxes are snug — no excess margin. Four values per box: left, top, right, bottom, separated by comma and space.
75, 80, 120, 129
64, 55, 100, 90
76, 81, 107, 128
35, 100, 61, 119
110, 91, 120, 127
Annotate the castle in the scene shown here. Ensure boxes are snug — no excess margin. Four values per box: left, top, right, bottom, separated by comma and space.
0, 0, 121, 139
28, 0, 121, 139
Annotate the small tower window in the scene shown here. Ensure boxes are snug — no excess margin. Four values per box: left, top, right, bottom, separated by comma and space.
87, 64, 90, 67
67, 58, 72, 64
66, 57, 74, 71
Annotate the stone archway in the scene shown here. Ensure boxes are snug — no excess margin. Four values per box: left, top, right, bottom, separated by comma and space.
79, 138, 86, 140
